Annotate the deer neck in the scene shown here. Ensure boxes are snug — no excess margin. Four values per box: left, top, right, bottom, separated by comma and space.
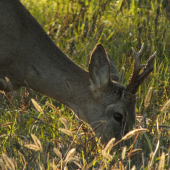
23, 42, 92, 123
0, 0, 94, 124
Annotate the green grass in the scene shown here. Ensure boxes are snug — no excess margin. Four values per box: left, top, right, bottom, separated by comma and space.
0, 0, 170, 169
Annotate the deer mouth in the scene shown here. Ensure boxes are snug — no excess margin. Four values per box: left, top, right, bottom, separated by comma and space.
89, 117, 129, 144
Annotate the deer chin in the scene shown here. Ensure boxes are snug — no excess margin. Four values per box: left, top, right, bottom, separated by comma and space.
90, 117, 127, 145
0, 78, 7, 90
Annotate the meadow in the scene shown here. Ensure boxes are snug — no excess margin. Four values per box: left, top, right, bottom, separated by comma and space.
0, 0, 170, 169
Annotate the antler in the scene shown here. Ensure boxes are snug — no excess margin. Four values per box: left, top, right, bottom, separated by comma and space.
126, 43, 156, 94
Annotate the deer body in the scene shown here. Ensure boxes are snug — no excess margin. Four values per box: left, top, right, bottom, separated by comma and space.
0, 0, 156, 143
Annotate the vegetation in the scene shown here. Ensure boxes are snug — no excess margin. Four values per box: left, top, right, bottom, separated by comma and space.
0, 0, 170, 169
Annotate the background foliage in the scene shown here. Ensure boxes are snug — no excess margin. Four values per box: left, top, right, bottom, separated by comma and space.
0, 0, 170, 169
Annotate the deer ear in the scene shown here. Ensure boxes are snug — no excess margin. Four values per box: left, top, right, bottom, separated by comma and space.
107, 53, 120, 82
89, 44, 110, 89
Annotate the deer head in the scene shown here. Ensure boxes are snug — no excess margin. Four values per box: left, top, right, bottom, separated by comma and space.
0, 0, 156, 144
87, 43, 156, 143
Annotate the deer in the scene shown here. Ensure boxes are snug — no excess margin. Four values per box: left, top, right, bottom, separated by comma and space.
0, 0, 156, 144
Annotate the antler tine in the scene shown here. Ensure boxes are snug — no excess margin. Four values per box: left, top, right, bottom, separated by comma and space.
126, 43, 156, 95
126, 43, 146, 94
132, 43, 146, 69
133, 51, 157, 94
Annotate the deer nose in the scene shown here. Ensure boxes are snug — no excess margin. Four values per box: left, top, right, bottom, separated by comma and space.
113, 112, 123, 124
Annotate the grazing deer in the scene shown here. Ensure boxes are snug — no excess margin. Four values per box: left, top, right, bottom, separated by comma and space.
0, 0, 156, 143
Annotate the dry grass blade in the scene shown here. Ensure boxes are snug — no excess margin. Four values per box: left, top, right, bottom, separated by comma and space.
102, 138, 115, 160
64, 148, 76, 163
39, 163, 45, 170
72, 161, 83, 169
22, 162, 27, 170
9, 159, 17, 170
0, 90, 5, 94
103, 138, 116, 153
18, 151, 27, 169
131, 165, 136, 170
144, 87, 153, 109
31, 98, 43, 113
0, 134, 8, 138
101, 151, 113, 160
119, 161, 125, 170
158, 152, 165, 170
160, 99, 170, 112
60, 117, 70, 129
1, 122, 13, 128
122, 128, 149, 140
136, 116, 152, 123
148, 151, 154, 168
46, 101, 62, 115
86, 158, 96, 169
46, 101, 56, 110
24, 144, 41, 151
122, 146, 127, 160
53, 147, 62, 159
155, 124, 170, 130
148, 138, 160, 168
0, 159, 7, 170
128, 148, 143, 157
5, 77, 13, 92
31, 134, 43, 152
153, 139, 160, 160
2, 153, 15, 170
66, 157, 82, 168
65, 157, 80, 163
49, 163, 58, 170
59, 128, 73, 137
64, 165, 68, 170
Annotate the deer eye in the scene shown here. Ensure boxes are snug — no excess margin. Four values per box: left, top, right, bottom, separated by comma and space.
113, 112, 123, 123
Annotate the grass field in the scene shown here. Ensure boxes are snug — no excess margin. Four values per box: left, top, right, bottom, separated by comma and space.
0, 0, 170, 169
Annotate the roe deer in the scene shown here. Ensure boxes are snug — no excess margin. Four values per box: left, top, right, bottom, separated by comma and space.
0, 0, 156, 144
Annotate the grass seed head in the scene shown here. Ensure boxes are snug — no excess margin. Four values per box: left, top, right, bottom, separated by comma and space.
64, 148, 76, 163
1, 122, 13, 128
59, 128, 73, 137
60, 117, 70, 129
144, 87, 153, 109
18, 152, 26, 169
122, 128, 149, 140
46, 101, 56, 110
103, 138, 116, 153
129, 148, 143, 157
122, 146, 127, 160
0, 159, 7, 170
31, 98, 43, 113
24, 144, 41, 151
31, 134, 43, 152
2, 153, 15, 170
160, 99, 170, 112
158, 152, 165, 170
53, 147, 62, 159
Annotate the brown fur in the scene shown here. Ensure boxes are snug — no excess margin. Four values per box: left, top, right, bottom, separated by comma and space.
0, 0, 137, 144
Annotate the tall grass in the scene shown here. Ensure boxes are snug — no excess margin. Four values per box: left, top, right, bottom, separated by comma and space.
0, 0, 170, 169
